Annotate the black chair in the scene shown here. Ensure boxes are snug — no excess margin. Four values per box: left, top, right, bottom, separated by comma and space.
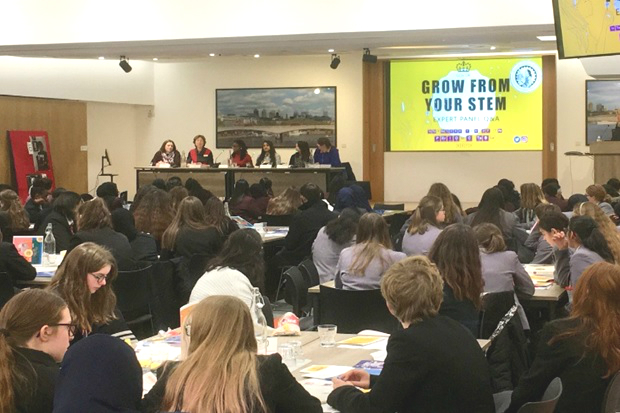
374, 203, 405, 211
341, 162, 357, 182
187, 253, 212, 285
298, 259, 320, 287
602, 370, 620, 413
113, 265, 155, 339
0, 272, 15, 310
261, 295, 275, 328
517, 377, 562, 413
284, 266, 309, 317
479, 291, 516, 339
318, 286, 399, 334
150, 261, 182, 330
265, 214, 294, 227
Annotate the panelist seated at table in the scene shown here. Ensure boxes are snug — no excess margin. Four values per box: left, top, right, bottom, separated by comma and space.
335, 213, 406, 290
150, 139, 182, 167
186, 134, 213, 166
289, 140, 315, 168
328, 256, 495, 413
230, 139, 253, 167
142, 296, 322, 413
313, 137, 341, 167
256, 139, 281, 167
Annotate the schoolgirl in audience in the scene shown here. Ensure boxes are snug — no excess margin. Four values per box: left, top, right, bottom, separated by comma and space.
68, 198, 136, 271
53, 334, 142, 413
165, 176, 183, 191
204, 197, 238, 238
541, 214, 612, 294
150, 139, 181, 167
466, 187, 519, 249
0, 289, 72, 413
572, 201, 620, 263
249, 184, 270, 218
47, 242, 134, 343
523, 203, 561, 264
229, 179, 261, 222
184, 177, 215, 205
0, 228, 36, 285
427, 182, 463, 225
111, 208, 159, 262
428, 224, 484, 337
133, 189, 175, 248
230, 139, 253, 167
256, 140, 281, 167
497, 178, 521, 212
312, 208, 361, 283
289, 140, 314, 167
585, 184, 614, 215
25, 185, 50, 229
168, 186, 189, 212
328, 256, 494, 413
335, 213, 405, 290
142, 296, 322, 413
129, 184, 157, 214
566, 193, 588, 216
506, 262, 620, 413
542, 182, 568, 211
260, 177, 274, 198
474, 223, 535, 329
0, 189, 30, 241
515, 183, 546, 227
267, 186, 302, 216
161, 196, 222, 260
190, 229, 265, 308
402, 195, 444, 257
38, 191, 82, 253
96, 182, 123, 212
335, 186, 372, 214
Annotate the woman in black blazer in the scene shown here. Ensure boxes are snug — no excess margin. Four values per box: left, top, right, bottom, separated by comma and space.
142, 296, 321, 413
328, 256, 494, 413
38, 191, 81, 253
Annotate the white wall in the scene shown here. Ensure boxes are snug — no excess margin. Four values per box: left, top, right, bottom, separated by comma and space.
0, 1, 554, 45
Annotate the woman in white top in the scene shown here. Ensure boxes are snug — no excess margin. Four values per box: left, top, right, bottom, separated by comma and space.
255, 140, 281, 167
336, 213, 406, 290
402, 195, 445, 256
473, 223, 535, 330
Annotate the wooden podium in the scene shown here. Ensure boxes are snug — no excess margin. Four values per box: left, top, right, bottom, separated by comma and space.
590, 141, 620, 183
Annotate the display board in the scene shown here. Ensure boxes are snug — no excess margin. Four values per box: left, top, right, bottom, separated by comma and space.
7, 130, 56, 202
388, 57, 543, 152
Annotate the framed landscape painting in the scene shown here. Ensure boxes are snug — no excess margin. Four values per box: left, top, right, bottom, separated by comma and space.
216, 87, 336, 148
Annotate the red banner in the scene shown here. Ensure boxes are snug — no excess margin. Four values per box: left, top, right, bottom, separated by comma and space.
7, 130, 56, 202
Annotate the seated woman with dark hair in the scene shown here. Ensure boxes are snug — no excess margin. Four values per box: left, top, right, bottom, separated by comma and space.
229, 179, 263, 223
312, 208, 361, 283
111, 208, 158, 262
150, 139, 181, 167
249, 183, 270, 219
335, 213, 405, 290
328, 256, 494, 413
289, 140, 314, 168
402, 195, 444, 257
0, 189, 31, 241
38, 191, 82, 253
506, 262, 620, 413
68, 198, 136, 271
256, 140, 281, 167
465, 187, 519, 249
428, 224, 484, 337
230, 139, 253, 167
133, 189, 175, 249
542, 182, 568, 211
204, 197, 238, 240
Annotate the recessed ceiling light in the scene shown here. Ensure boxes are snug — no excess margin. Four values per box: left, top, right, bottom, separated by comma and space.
328, 48, 335, 53
209, 53, 215, 57
254, 54, 260, 58
152, 58, 158, 61
537, 35, 557, 41
490, 46, 496, 50
98, 56, 105, 60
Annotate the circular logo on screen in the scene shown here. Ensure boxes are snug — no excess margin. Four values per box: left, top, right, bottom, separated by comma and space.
513, 136, 521, 143
510, 61, 542, 93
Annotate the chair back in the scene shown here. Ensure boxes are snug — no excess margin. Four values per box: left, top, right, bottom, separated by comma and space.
603, 370, 620, 413
284, 266, 309, 317
479, 291, 516, 339
265, 214, 294, 227
374, 203, 405, 211
298, 259, 320, 287
113, 265, 154, 337
341, 162, 357, 182
261, 295, 275, 328
517, 377, 562, 413
0, 272, 14, 310
188, 253, 212, 285
318, 286, 399, 334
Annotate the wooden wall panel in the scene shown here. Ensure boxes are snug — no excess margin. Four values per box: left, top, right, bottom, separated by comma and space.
542, 56, 558, 179
0, 96, 87, 193
362, 61, 386, 202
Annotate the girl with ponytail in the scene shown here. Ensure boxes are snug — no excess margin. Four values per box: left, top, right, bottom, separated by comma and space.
0, 289, 73, 413
402, 195, 444, 256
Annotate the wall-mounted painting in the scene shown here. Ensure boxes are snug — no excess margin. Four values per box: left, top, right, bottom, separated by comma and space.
586, 80, 620, 145
216, 87, 336, 148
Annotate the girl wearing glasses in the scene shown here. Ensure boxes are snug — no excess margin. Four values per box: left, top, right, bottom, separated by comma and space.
142, 295, 321, 413
47, 242, 135, 343
0, 289, 74, 413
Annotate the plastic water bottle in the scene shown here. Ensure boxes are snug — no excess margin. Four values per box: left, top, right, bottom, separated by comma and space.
252, 287, 268, 352
43, 223, 56, 265
224, 201, 231, 217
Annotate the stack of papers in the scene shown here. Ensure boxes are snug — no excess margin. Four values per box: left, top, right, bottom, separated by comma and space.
300, 365, 352, 380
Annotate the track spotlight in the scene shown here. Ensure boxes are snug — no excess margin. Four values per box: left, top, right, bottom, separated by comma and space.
330, 54, 341, 69
119, 56, 132, 73
362, 48, 377, 63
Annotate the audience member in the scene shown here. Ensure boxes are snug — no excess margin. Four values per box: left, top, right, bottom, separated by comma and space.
111, 208, 158, 262
542, 182, 568, 211
249, 183, 270, 218
165, 176, 183, 191
24, 185, 50, 229
129, 184, 157, 213
68, 198, 136, 270
151, 178, 167, 191
0, 189, 30, 241
515, 183, 546, 227
427, 182, 463, 225
0, 228, 36, 285
256, 140, 281, 167
53, 334, 142, 413
328, 256, 494, 413
474, 223, 535, 329
161, 196, 222, 260
335, 185, 372, 213
96, 182, 123, 211
429, 224, 484, 337
522, 203, 561, 264
497, 178, 521, 212
229, 179, 262, 223
183, 178, 214, 205
0, 289, 72, 413
203, 197, 239, 239
47, 242, 134, 343
572, 201, 620, 263
402, 195, 444, 256
506, 262, 620, 413
142, 296, 321, 413
466, 187, 518, 249
566, 193, 588, 216
585, 184, 614, 215
133, 189, 175, 248
267, 186, 302, 216
312, 208, 361, 283
38, 191, 81, 253
168, 185, 189, 212
260, 177, 274, 198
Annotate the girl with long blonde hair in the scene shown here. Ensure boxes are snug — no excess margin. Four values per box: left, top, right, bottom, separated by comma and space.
427, 182, 463, 225
142, 296, 321, 413
516, 183, 547, 226
572, 201, 620, 263
336, 213, 406, 290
